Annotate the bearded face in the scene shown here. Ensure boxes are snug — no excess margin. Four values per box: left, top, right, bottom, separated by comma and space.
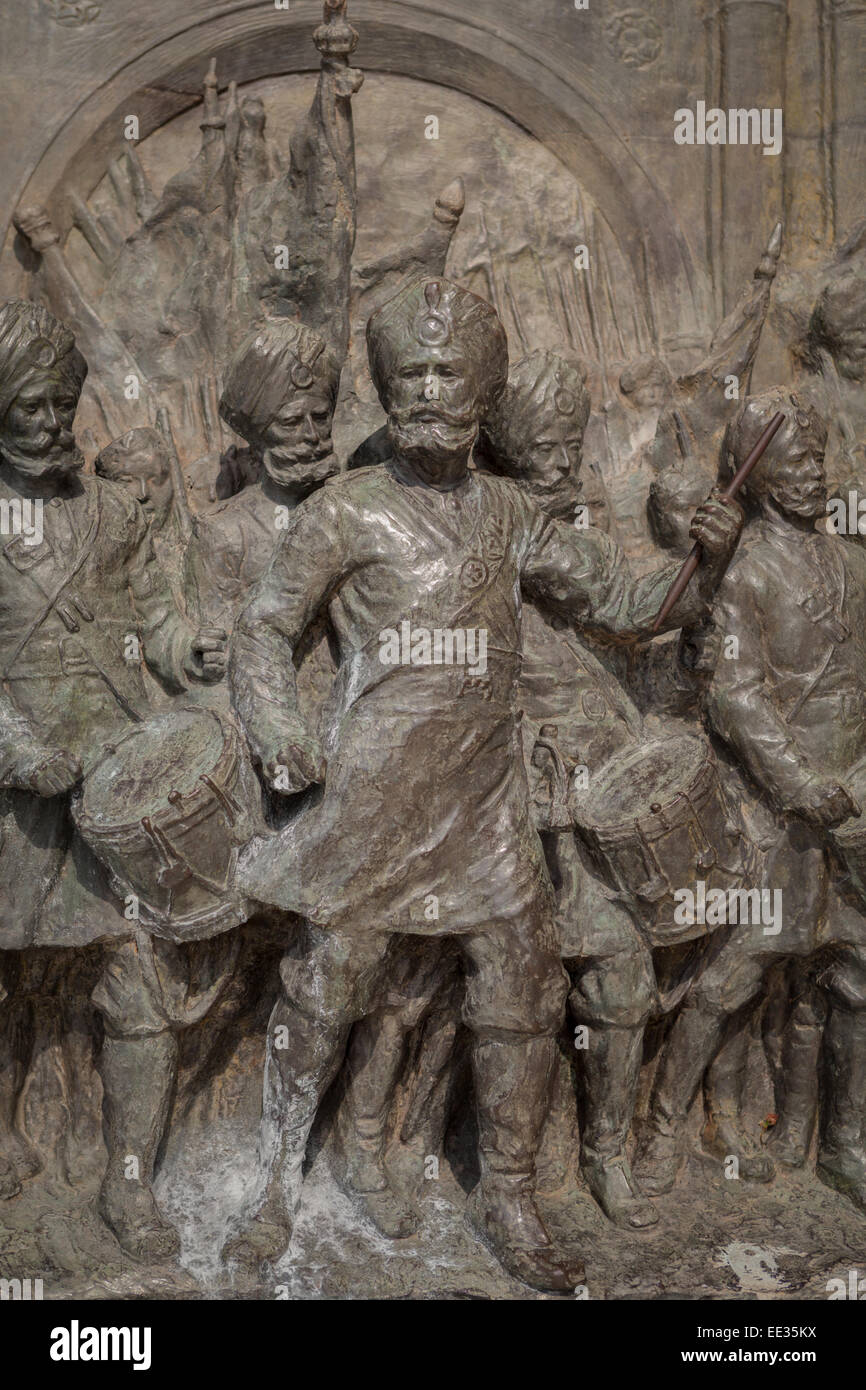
385, 348, 482, 474
512, 408, 585, 521
751, 432, 828, 523
0, 372, 84, 481
259, 386, 338, 496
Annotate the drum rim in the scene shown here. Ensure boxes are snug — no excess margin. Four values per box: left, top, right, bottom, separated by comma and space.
571, 733, 716, 840
74, 709, 240, 838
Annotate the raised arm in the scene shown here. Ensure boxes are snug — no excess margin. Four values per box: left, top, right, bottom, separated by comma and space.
520, 492, 742, 642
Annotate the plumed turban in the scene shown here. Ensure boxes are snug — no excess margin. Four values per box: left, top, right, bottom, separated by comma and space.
366, 277, 509, 414
0, 300, 87, 420
219, 318, 341, 442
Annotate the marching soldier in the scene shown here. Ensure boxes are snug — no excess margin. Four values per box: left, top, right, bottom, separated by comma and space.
636, 390, 866, 1215
223, 277, 743, 1290
0, 301, 228, 1257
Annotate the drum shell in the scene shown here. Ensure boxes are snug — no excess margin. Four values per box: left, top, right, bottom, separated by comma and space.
74, 714, 260, 942
573, 741, 750, 948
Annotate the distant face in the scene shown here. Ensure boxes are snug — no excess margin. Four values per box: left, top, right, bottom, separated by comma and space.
101, 438, 173, 527
758, 431, 828, 522
516, 407, 585, 521
260, 386, 337, 493
386, 346, 482, 470
620, 359, 671, 411
630, 381, 667, 410
0, 372, 84, 480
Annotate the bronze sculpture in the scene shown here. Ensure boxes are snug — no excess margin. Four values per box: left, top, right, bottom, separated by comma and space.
222, 277, 742, 1290
0, 0, 864, 1307
0, 301, 234, 1257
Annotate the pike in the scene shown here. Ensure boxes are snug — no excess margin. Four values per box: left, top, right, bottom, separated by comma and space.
154, 405, 193, 545
652, 410, 785, 632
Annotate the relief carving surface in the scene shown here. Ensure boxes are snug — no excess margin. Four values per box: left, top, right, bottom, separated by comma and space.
0, 0, 864, 1314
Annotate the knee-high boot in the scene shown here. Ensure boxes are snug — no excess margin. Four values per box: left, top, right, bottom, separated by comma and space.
580, 1022, 659, 1228
98, 1031, 180, 1261
633, 1000, 727, 1195
467, 1032, 586, 1293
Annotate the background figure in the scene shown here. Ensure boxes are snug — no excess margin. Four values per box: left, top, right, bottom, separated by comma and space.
635, 390, 866, 1216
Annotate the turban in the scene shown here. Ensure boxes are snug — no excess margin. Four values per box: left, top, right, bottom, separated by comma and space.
219, 318, 340, 442
483, 351, 590, 469
366, 276, 508, 414
808, 268, 866, 355
723, 387, 826, 500
0, 300, 87, 420
95, 428, 169, 479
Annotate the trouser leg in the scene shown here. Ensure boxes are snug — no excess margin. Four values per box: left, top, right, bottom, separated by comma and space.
457, 912, 585, 1293
91, 936, 181, 1261
224, 922, 392, 1264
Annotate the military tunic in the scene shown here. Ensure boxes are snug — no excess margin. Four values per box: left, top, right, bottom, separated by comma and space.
231, 460, 706, 937
0, 473, 196, 948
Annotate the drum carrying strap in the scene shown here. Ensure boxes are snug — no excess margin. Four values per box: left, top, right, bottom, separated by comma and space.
2, 491, 144, 723
2, 490, 102, 678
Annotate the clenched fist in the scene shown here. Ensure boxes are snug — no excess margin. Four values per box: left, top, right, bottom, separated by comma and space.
14, 747, 83, 798
264, 736, 327, 796
184, 627, 229, 683
689, 489, 744, 564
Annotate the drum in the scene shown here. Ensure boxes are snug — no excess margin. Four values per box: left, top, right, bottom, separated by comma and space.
827, 752, 866, 910
569, 732, 750, 947
72, 708, 261, 941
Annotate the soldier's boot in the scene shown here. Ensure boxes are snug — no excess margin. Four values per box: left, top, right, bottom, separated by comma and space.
701, 1024, 774, 1182
98, 1032, 181, 1261
389, 997, 462, 1201
580, 1023, 658, 1229
335, 1011, 420, 1238
765, 996, 822, 1168
816, 1007, 866, 1213
222, 1005, 351, 1269
466, 1033, 586, 1293
633, 1001, 727, 1196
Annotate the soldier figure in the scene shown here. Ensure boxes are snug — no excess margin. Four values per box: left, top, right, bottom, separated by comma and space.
0, 301, 228, 1257
223, 276, 742, 1290
189, 320, 340, 632
635, 390, 866, 1214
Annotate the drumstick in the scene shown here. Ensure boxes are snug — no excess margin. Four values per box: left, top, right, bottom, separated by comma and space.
651, 411, 785, 633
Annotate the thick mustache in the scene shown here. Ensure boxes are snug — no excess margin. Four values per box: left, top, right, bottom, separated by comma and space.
392, 405, 476, 429
30, 431, 76, 453
271, 443, 333, 463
